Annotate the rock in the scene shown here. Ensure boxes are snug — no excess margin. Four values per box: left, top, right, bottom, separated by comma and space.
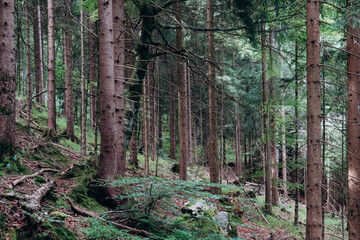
181, 200, 216, 217
213, 211, 229, 236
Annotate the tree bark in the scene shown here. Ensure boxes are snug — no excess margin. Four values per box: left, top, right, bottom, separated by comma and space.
294, 41, 299, 226
207, 0, 219, 194
346, 2, 360, 238
169, 70, 176, 159
88, 19, 97, 129
80, 3, 86, 157
113, 0, 126, 176
97, 0, 117, 181
268, 30, 278, 207
64, 0, 75, 141
0, 0, 16, 160
306, 0, 322, 238
261, 23, 271, 213
281, 108, 287, 198
26, 5, 32, 132
33, 2, 41, 104
47, 0, 56, 132
235, 113, 241, 177
176, 0, 189, 181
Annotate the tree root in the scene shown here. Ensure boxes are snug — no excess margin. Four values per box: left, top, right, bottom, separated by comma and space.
1, 179, 55, 212
67, 198, 151, 237
10, 168, 59, 189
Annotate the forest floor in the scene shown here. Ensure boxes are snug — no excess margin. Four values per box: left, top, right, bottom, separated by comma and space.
0, 101, 346, 239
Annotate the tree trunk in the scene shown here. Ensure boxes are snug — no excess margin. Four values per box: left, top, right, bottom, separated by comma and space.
169, 70, 176, 159
37, 4, 45, 106
306, 0, 322, 238
33, 2, 41, 104
88, 19, 97, 129
269, 30, 278, 207
207, 0, 219, 194
143, 74, 149, 177
64, 0, 75, 141
294, 41, 299, 226
80, 3, 86, 157
346, 2, 360, 238
176, 0, 189, 181
113, 0, 126, 176
261, 23, 271, 213
26, 5, 32, 131
97, 0, 117, 181
281, 108, 287, 198
0, 0, 16, 160
235, 113, 241, 177
47, 0, 56, 132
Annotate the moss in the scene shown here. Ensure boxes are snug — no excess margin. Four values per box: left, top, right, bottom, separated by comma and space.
35, 175, 47, 185
0, 106, 13, 115
34, 221, 76, 240
9, 229, 16, 240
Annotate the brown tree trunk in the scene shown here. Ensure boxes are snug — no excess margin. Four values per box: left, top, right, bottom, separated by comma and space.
64, 0, 75, 141
306, 0, 322, 238
187, 64, 192, 163
47, 0, 56, 132
26, 5, 32, 131
80, 3, 86, 157
88, 19, 97, 129
97, 0, 117, 181
37, 4, 45, 106
0, 0, 16, 160
346, 2, 360, 238
207, 0, 219, 193
176, 0, 189, 180
169, 70, 176, 159
113, 0, 126, 176
261, 23, 271, 212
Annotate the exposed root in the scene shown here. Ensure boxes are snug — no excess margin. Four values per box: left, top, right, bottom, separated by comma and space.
67, 198, 151, 237
10, 168, 59, 189
1, 179, 55, 212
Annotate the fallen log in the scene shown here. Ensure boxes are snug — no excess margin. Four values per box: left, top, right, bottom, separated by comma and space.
67, 198, 151, 237
11, 168, 59, 189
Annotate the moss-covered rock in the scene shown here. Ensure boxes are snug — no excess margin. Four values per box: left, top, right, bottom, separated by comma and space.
34, 221, 76, 240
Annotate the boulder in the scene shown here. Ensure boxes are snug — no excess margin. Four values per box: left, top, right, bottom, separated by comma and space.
181, 200, 216, 217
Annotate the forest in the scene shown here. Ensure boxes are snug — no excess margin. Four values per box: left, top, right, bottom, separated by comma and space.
0, 0, 358, 239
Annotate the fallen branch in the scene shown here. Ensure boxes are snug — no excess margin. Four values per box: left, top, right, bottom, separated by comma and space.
1, 179, 55, 211
11, 168, 59, 189
67, 198, 151, 237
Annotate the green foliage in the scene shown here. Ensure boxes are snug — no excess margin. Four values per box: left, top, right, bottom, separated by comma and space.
83, 218, 141, 240
0, 154, 29, 175
35, 175, 47, 185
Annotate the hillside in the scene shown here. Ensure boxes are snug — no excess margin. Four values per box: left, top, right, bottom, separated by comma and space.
0, 100, 343, 240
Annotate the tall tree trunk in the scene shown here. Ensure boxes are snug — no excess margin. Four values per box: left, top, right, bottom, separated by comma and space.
235, 113, 241, 176
0, 0, 16, 160
15, 0, 22, 95
152, 59, 159, 176
113, 0, 126, 176
281, 108, 287, 197
47, 0, 56, 133
176, 0, 189, 180
37, 4, 45, 106
97, 0, 116, 180
48, 0, 56, 133
143, 74, 149, 177
88, 19, 97, 129
80, 2, 86, 157
269, 30, 278, 206
187, 64, 192, 163
294, 41, 299, 226
64, 0, 75, 141
26, 5, 32, 131
33, 2, 41, 104
306, 0, 322, 238
169, 70, 176, 159
261, 23, 271, 212
207, 0, 219, 193
346, 2, 360, 238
